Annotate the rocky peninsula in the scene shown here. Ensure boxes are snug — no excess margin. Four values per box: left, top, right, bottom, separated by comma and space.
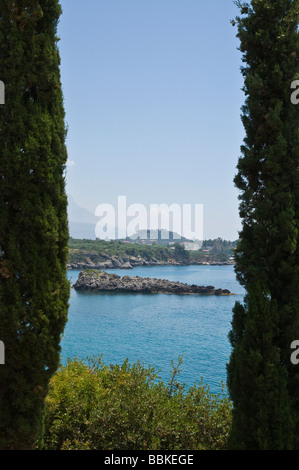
67, 253, 233, 270
73, 270, 234, 296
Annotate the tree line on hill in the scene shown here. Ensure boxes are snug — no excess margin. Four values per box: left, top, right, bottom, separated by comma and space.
68, 237, 238, 265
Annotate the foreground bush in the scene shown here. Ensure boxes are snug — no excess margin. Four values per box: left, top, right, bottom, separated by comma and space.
42, 357, 232, 450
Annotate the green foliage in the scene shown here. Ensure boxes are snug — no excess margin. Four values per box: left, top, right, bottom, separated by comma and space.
42, 357, 232, 450
0, 1, 69, 449
68, 238, 236, 265
227, 0, 299, 449
201, 238, 237, 257
69, 238, 171, 263
173, 243, 190, 262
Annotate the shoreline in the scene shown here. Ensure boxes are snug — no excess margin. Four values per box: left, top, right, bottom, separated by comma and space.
67, 260, 234, 271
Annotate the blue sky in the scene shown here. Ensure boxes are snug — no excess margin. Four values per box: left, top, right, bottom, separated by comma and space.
58, 0, 245, 241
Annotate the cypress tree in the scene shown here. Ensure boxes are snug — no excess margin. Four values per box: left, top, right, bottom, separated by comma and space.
0, 1, 69, 449
227, 0, 299, 449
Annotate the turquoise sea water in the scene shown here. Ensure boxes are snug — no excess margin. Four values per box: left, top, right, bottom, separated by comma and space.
62, 265, 245, 394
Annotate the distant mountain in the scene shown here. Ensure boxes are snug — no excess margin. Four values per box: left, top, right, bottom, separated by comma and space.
67, 195, 98, 239
67, 195, 98, 224
128, 229, 190, 241
118, 229, 192, 245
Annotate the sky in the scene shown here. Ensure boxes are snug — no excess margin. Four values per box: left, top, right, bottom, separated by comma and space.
58, 0, 245, 241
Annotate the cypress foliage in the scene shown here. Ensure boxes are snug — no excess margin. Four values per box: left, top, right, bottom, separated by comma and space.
227, 0, 299, 449
0, 1, 69, 449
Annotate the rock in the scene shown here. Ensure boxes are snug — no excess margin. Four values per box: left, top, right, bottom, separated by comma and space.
72, 270, 234, 296
119, 261, 133, 269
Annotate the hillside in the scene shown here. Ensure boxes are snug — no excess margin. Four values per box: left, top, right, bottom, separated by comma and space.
68, 238, 237, 270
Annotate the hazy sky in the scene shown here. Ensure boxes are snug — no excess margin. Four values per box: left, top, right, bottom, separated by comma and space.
58, 0, 245, 241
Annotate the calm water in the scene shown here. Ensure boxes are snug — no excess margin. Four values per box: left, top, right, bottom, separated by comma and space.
61, 265, 245, 394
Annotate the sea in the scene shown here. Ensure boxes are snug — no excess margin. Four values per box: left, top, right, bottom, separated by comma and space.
61, 265, 245, 395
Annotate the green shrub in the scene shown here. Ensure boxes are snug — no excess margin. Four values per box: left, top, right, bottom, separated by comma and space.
42, 357, 232, 450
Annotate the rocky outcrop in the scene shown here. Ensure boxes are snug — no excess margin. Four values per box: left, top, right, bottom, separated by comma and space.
72, 270, 234, 296
67, 253, 233, 270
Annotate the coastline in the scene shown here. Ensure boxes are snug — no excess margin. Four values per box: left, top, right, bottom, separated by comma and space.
67, 256, 234, 271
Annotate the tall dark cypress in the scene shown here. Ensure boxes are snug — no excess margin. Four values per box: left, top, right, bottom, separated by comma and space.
0, 1, 69, 449
227, 0, 299, 449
